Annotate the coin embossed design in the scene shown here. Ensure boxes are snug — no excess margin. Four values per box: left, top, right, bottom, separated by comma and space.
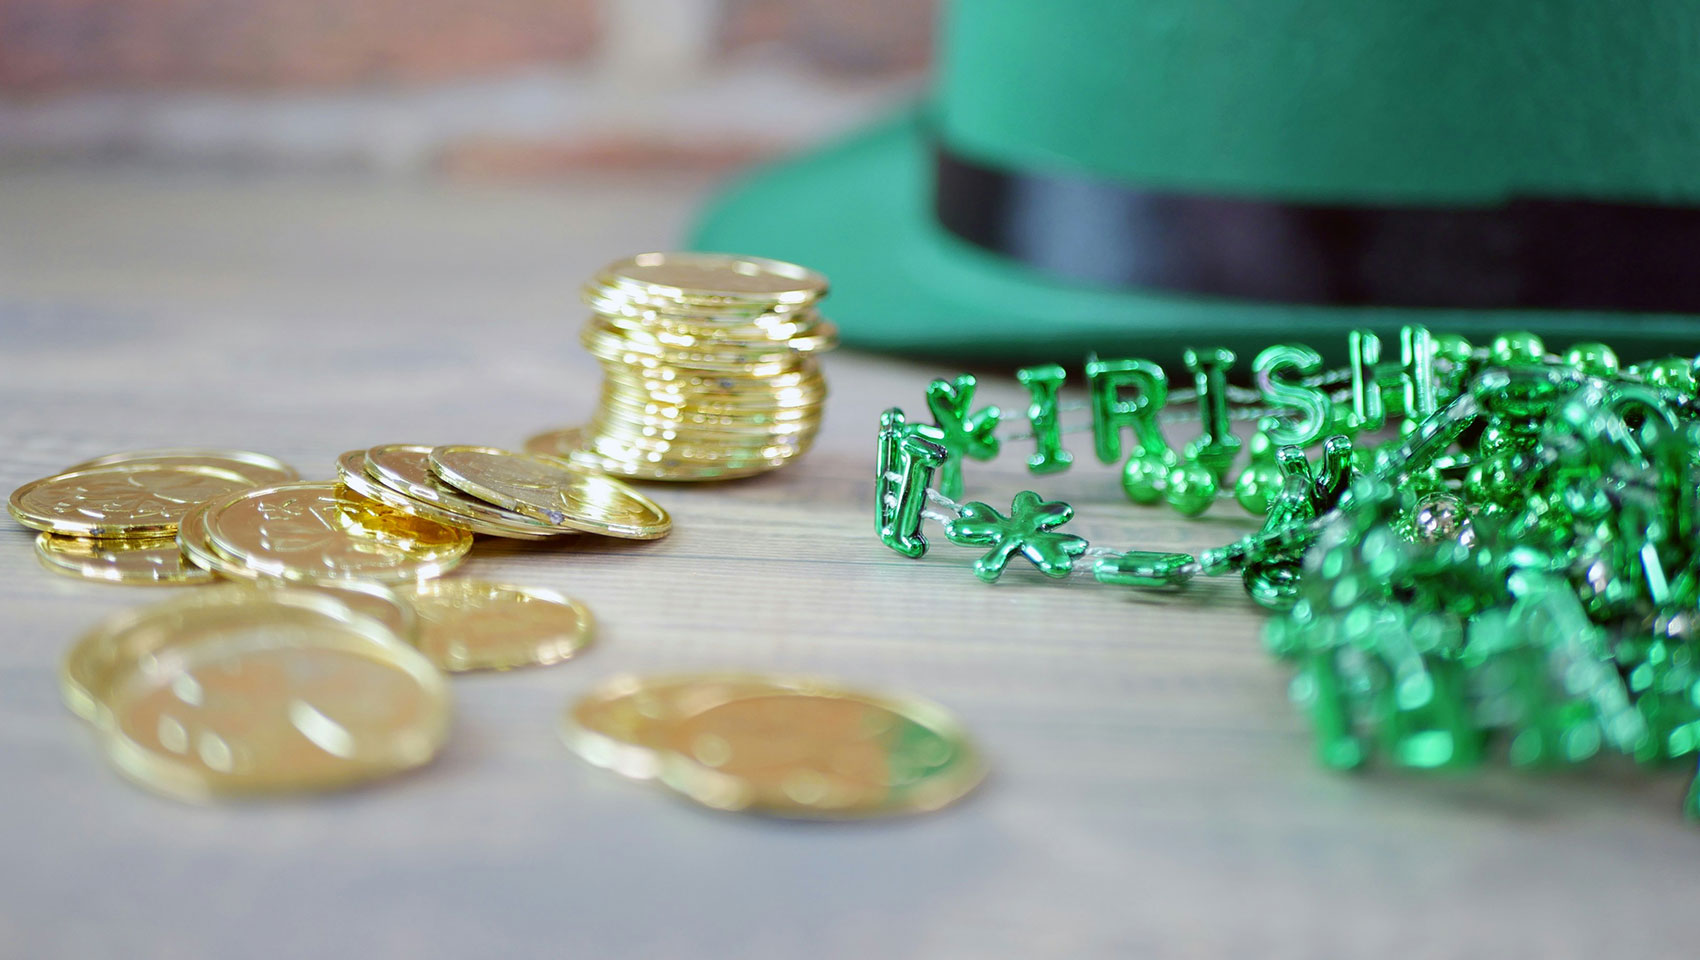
427, 446, 670, 539
200, 481, 471, 584
410, 580, 592, 672
90, 591, 449, 799
35, 532, 215, 587
10, 463, 262, 538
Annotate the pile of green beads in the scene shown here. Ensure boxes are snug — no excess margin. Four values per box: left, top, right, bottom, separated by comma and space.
874, 327, 1700, 818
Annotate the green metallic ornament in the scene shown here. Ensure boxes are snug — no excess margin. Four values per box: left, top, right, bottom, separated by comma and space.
1181, 347, 1241, 481
944, 490, 1089, 582
875, 408, 949, 558
1086, 353, 1174, 466
1253, 343, 1330, 446
1164, 459, 1217, 517
1015, 363, 1073, 474
920, 374, 1002, 500
1120, 451, 1168, 505
1092, 550, 1196, 587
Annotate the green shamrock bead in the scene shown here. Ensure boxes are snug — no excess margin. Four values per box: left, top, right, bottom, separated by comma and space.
1120, 452, 1168, 505
944, 490, 1089, 583
1563, 342, 1619, 377
1490, 331, 1545, 366
919, 374, 1002, 500
1234, 461, 1283, 515
1164, 460, 1217, 517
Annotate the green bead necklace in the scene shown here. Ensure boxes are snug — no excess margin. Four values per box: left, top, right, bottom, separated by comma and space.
874, 327, 1700, 819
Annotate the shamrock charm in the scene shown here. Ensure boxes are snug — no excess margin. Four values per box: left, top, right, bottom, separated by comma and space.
919, 374, 1001, 500
945, 490, 1088, 582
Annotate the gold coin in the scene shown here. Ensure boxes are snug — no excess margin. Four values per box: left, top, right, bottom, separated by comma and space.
65, 449, 299, 487
35, 532, 216, 587
409, 580, 592, 672
651, 681, 986, 819
427, 445, 670, 540
176, 504, 429, 643
564, 437, 798, 482
562, 673, 792, 780
591, 252, 827, 309
92, 591, 449, 800
9, 462, 262, 538
201, 481, 472, 584
60, 582, 391, 725
591, 309, 839, 352
360, 445, 560, 540
175, 499, 243, 578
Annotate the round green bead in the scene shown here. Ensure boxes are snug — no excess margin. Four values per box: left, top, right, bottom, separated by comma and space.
1563, 342, 1619, 377
1642, 355, 1697, 394
1432, 333, 1473, 366
1120, 452, 1168, 505
1164, 460, 1217, 517
1490, 331, 1545, 366
1246, 427, 1275, 461
1234, 461, 1283, 515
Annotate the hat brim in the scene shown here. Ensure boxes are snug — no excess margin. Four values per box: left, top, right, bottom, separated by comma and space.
690, 106, 1699, 363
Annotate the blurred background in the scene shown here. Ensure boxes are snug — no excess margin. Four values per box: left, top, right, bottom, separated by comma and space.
0, 0, 933, 174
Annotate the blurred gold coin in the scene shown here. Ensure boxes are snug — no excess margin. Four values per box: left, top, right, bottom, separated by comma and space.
9, 462, 262, 538
563, 674, 986, 818
562, 673, 794, 780
65, 449, 299, 487
91, 590, 448, 800
35, 532, 215, 587
201, 481, 472, 584
267, 580, 418, 646
409, 580, 592, 672
60, 583, 399, 726
360, 445, 560, 540
653, 683, 986, 819
593, 252, 827, 309
427, 445, 670, 540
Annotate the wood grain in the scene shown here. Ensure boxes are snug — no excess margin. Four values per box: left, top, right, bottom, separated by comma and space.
0, 171, 1695, 960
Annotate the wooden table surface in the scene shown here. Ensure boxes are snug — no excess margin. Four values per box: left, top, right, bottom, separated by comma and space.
1, 171, 1696, 960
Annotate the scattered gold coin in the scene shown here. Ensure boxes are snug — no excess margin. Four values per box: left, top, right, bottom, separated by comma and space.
355, 445, 561, 540
88, 589, 449, 800
35, 532, 216, 587
197, 481, 472, 584
563, 674, 986, 819
10, 462, 264, 538
409, 579, 593, 672
563, 673, 790, 780
427, 445, 670, 540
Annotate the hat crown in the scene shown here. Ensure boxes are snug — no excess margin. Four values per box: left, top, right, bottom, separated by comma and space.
938, 1, 1700, 203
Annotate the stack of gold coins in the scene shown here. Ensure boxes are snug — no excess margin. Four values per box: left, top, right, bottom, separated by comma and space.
526, 252, 836, 481
8, 449, 300, 586
62, 585, 451, 800
561, 673, 987, 819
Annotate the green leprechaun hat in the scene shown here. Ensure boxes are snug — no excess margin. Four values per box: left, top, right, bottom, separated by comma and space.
692, 1, 1700, 361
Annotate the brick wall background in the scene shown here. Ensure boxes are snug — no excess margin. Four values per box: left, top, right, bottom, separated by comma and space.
0, 0, 937, 172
